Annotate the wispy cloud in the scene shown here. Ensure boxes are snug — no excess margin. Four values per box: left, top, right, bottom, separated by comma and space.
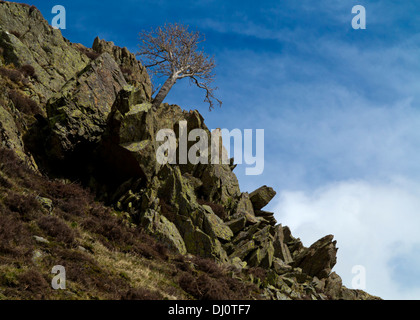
272, 177, 420, 299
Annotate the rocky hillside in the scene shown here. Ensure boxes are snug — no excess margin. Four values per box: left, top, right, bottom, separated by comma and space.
0, 1, 380, 300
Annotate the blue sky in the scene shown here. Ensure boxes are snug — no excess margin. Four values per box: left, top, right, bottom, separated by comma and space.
20, 0, 420, 299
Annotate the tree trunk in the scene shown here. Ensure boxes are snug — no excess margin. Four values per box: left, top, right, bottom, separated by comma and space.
152, 75, 177, 109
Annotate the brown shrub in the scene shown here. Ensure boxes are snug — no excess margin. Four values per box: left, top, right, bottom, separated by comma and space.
80, 204, 168, 261
9, 30, 22, 38
8, 89, 41, 115
0, 66, 23, 83
74, 45, 100, 60
0, 147, 29, 179
0, 207, 33, 259
177, 257, 258, 300
179, 272, 233, 300
121, 287, 163, 300
50, 247, 129, 299
192, 256, 225, 278
86, 51, 100, 60
82, 217, 132, 245
29, 5, 37, 14
18, 269, 50, 299
247, 267, 267, 282
4, 191, 41, 221
47, 180, 92, 205
171, 255, 192, 272
19, 64, 36, 78
159, 198, 176, 222
0, 174, 12, 188
198, 199, 227, 220
120, 67, 133, 75
37, 215, 77, 245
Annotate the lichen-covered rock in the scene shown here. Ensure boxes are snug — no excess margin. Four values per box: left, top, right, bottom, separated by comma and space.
324, 272, 342, 299
36, 196, 53, 214
294, 235, 338, 279
272, 258, 292, 275
47, 53, 129, 158
92, 37, 152, 100
248, 241, 275, 269
104, 99, 187, 183
233, 193, 258, 224
255, 210, 277, 226
282, 225, 305, 260
0, 2, 89, 102
140, 209, 187, 255
229, 239, 256, 261
226, 216, 247, 234
157, 165, 199, 215
249, 185, 277, 210
198, 163, 241, 210
273, 224, 293, 264
176, 215, 228, 262
202, 205, 234, 241
0, 105, 29, 163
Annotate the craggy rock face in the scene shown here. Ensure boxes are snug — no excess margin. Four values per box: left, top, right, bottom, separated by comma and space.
0, 1, 380, 300
0, 2, 90, 102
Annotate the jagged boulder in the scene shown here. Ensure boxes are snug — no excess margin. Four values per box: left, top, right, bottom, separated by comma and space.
293, 235, 338, 279
248, 241, 275, 269
157, 165, 199, 215
233, 193, 258, 224
141, 209, 187, 255
282, 225, 305, 260
198, 163, 241, 210
226, 216, 247, 234
202, 205, 234, 241
92, 36, 152, 99
273, 224, 293, 264
47, 53, 129, 158
0, 105, 35, 167
176, 215, 228, 262
249, 185, 277, 210
255, 210, 277, 226
324, 272, 342, 299
104, 99, 187, 183
229, 240, 256, 261
272, 258, 292, 275
0, 2, 89, 102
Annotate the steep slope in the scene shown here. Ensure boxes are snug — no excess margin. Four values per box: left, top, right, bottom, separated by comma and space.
0, 1, 380, 300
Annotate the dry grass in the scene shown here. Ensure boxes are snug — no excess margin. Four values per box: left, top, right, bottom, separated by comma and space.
0, 147, 184, 300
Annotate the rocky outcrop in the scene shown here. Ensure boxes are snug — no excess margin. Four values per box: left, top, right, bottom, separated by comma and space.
0, 2, 89, 103
293, 235, 338, 279
46, 53, 130, 159
92, 37, 152, 100
249, 185, 277, 210
0, 1, 380, 301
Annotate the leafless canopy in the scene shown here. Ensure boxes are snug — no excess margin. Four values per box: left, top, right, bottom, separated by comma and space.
137, 23, 222, 110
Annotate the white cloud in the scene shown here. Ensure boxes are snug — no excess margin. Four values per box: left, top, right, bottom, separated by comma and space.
273, 177, 420, 300
166, 4, 420, 301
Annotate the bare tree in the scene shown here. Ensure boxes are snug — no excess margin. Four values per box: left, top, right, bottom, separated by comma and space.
137, 23, 222, 110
